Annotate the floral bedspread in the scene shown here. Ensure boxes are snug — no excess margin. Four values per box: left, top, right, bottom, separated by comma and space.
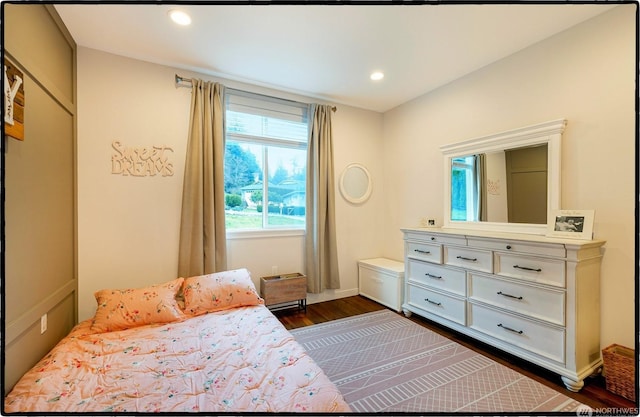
4, 305, 350, 413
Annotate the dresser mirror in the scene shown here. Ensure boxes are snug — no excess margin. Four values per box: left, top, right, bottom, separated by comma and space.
440, 119, 566, 234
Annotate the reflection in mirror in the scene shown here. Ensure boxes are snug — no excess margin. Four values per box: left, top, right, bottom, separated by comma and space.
339, 163, 372, 204
451, 144, 548, 224
441, 119, 565, 234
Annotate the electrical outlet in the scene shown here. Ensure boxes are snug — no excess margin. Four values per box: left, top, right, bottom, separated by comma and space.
40, 313, 47, 334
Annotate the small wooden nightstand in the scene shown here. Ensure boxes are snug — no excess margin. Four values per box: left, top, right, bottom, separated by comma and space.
260, 273, 307, 311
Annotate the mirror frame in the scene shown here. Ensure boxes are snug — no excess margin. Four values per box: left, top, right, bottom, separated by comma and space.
339, 163, 372, 204
440, 119, 566, 235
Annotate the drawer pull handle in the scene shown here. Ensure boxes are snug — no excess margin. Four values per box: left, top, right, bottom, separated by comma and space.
431, 237, 436, 241
414, 249, 431, 254
425, 298, 442, 306
456, 256, 477, 262
498, 323, 524, 334
506, 245, 512, 250
497, 291, 523, 300
425, 273, 442, 279
513, 265, 542, 272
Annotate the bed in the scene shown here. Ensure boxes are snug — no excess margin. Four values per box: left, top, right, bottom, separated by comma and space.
4, 269, 350, 413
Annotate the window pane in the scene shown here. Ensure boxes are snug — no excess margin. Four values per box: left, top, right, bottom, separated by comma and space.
227, 110, 308, 143
451, 156, 476, 221
224, 140, 306, 230
266, 146, 306, 227
451, 164, 468, 221
224, 141, 263, 230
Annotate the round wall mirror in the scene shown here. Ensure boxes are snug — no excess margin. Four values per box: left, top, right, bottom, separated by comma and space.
339, 163, 372, 204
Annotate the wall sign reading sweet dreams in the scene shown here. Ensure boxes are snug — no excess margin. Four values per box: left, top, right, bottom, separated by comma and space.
111, 141, 174, 177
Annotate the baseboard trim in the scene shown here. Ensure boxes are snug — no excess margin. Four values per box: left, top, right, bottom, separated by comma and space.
306, 287, 360, 305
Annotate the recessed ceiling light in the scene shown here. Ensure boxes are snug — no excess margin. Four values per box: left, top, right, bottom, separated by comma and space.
370, 71, 384, 81
169, 10, 191, 26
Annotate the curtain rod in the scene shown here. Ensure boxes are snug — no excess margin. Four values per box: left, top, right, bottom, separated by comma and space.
175, 74, 337, 112
175, 74, 192, 85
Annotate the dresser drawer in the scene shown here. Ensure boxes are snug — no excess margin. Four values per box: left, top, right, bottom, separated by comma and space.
407, 259, 466, 296
467, 237, 566, 258
494, 252, 565, 287
468, 273, 565, 326
406, 241, 442, 264
407, 284, 466, 325
444, 246, 492, 273
404, 230, 467, 246
468, 303, 565, 364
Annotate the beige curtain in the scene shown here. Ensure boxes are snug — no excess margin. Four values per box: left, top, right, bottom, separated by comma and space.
305, 104, 340, 293
177, 80, 227, 277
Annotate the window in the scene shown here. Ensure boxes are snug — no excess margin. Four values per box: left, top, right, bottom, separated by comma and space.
451, 156, 478, 221
224, 89, 309, 231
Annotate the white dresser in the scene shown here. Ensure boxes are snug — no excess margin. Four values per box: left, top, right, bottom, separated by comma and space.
402, 227, 605, 392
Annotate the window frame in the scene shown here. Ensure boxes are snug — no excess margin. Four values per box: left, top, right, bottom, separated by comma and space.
223, 89, 309, 235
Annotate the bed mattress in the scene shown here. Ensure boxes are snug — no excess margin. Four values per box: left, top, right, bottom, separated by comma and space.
4, 304, 349, 413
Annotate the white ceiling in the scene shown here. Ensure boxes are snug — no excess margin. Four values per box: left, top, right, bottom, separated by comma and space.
55, 3, 616, 112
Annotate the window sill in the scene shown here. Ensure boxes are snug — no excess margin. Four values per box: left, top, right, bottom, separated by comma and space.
226, 228, 305, 240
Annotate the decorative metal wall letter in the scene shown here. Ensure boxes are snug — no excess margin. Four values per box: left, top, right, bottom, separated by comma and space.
111, 141, 175, 177
4, 58, 25, 141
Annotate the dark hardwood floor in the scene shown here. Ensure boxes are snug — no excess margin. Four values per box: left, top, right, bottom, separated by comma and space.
274, 295, 637, 411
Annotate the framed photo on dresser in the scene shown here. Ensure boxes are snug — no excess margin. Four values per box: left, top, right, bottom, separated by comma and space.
547, 209, 594, 239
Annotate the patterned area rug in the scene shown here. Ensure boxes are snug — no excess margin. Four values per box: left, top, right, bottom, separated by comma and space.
290, 309, 585, 413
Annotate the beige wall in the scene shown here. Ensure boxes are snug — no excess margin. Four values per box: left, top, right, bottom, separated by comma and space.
381, 5, 636, 349
76, 48, 385, 320
4, 4, 77, 393
77, 49, 189, 320
76, 5, 634, 350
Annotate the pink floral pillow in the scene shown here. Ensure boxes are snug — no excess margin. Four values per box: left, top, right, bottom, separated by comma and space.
91, 278, 186, 333
183, 268, 264, 316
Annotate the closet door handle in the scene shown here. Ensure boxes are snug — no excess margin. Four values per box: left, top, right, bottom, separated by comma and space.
425, 298, 442, 306
513, 265, 542, 272
456, 255, 477, 262
497, 323, 523, 334
425, 273, 442, 280
497, 291, 523, 300
414, 249, 431, 254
